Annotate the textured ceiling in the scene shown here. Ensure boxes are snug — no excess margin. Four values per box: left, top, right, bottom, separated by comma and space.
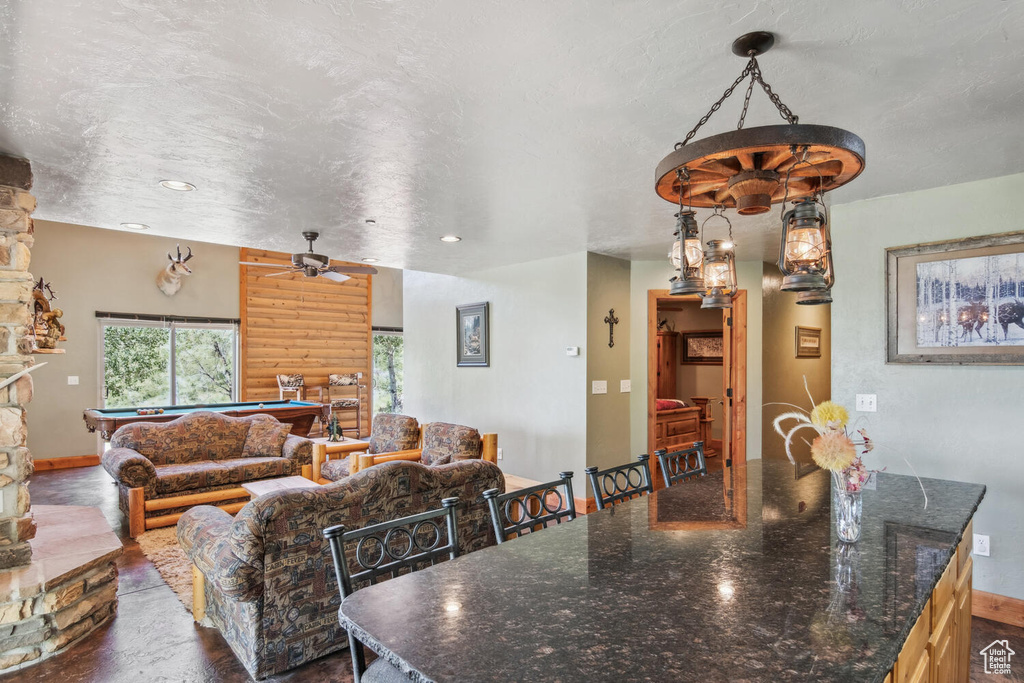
1, 1, 1022, 271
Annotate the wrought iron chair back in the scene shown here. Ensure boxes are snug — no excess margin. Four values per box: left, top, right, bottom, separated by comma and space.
482, 472, 576, 543
584, 454, 654, 510
325, 497, 460, 681
656, 442, 708, 487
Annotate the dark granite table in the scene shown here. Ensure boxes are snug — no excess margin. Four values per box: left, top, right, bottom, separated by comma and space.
338, 460, 984, 682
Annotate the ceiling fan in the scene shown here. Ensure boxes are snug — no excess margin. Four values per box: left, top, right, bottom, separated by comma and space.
240, 231, 378, 282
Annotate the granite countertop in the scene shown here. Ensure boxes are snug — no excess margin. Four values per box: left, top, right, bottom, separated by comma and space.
339, 460, 985, 682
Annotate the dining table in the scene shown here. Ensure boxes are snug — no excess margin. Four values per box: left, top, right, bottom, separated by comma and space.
337, 459, 984, 682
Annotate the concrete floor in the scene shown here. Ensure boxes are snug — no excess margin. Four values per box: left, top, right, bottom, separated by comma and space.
9, 465, 1024, 682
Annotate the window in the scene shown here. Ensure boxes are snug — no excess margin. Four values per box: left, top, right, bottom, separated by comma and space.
101, 320, 237, 408
372, 332, 403, 416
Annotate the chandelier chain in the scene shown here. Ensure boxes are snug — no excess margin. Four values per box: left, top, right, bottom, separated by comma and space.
675, 55, 799, 149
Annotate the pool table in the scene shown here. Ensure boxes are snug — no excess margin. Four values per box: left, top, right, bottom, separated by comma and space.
83, 400, 327, 440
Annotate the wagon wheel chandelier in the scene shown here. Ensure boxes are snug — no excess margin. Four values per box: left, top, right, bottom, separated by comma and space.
658, 31, 865, 308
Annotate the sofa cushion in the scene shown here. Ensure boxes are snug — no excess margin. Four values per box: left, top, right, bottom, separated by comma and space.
155, 457, 291, 495
320, 457, 351, 482
421, 422, 482, 466
111, 411, 252, 465
241, 417, 292, 458
369, 413, 419, 454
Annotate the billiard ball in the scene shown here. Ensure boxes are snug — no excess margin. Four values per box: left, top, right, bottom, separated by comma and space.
258, 403, 264, 409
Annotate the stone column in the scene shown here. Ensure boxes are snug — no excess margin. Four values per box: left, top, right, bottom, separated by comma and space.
0, 155, 36, 569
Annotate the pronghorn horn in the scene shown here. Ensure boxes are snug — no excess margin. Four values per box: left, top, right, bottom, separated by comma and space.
183, 246, 194, 262
176, 245, 183, 260
168, 252, 175, 262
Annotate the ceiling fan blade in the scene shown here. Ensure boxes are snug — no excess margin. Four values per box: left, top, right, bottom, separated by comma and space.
320, 270, 351, 283
327, 265, 378, 275
264, 270, 300, 277
240, 261, 290, 268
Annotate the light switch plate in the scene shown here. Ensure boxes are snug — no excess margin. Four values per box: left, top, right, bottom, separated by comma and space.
620, 379, 631, 393
67, 376, 79, 386
592, 380, 607, 395
496, 448, 503, 461
565, 347, 580, 356
855, 394, 877, 412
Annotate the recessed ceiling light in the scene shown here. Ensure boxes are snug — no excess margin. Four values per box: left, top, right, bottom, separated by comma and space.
361, 258, 380, 263
440, 235, 462, 243
365, 219, 376, 225
159, 179, 197, 192
120, 222, 150, 231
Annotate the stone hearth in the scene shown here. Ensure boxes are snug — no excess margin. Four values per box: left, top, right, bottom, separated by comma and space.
0, 505, 122, 670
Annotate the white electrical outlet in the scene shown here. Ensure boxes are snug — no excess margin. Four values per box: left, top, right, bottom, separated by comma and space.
855, 394, 877, 412
973, 533, 990, 557
592, 380, 607, 395
496, 448, 503, 461
620, 379, 631, 393
67, 376, 79, 386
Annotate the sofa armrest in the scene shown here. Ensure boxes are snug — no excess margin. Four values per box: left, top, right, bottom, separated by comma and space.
282, 434, 312, 470
177, 505, 264, 602
101, 447, 156, 489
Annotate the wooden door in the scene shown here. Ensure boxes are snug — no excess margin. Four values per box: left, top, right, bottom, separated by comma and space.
655, 331, 678, 398
721, 291, 747, 474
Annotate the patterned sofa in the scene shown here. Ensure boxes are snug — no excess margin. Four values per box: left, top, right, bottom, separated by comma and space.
101, 411, 312, 537
177, 459, 504, 680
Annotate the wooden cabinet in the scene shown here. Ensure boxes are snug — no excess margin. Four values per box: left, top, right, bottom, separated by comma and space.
655, 331, 677, 398
891, 518, 974, 683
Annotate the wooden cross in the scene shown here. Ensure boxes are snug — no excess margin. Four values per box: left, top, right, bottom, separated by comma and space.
604, 309, 619, 348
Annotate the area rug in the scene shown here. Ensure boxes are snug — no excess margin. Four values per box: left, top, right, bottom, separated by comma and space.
134, 527, 196, 613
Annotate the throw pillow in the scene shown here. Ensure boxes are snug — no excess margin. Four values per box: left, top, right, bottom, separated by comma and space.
242, 418, 293, 458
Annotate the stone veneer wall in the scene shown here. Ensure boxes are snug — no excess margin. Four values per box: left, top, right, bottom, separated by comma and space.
0, 155, 37, 569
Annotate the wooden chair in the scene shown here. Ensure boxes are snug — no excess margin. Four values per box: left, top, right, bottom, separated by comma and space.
483, 472, 576, 543
584, 454, 654, 510
324, 372, 364, 437
655, 442, 707, 487
276, 373, 306, 401
325, 497, 461, 683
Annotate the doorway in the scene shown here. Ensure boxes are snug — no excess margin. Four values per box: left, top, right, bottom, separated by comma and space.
646, 290, 747, 483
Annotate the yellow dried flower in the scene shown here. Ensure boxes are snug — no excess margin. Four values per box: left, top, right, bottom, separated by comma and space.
810, 401, 850, 431
811, 431, 857, 472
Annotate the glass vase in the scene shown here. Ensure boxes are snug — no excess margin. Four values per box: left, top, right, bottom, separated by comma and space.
832, 477, 862, 543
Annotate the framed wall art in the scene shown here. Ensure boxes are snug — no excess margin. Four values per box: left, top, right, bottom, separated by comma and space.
680, 330, 723, 365
886, 231, 1024, 365
456, 302, 489, 367
795, 326, 822, 358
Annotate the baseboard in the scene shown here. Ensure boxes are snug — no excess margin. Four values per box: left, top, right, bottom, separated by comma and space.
33, 455, 101, 471
973, 590, 1024, 628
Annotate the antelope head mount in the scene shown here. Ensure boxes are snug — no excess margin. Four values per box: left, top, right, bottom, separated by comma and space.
156, 245, 195, 296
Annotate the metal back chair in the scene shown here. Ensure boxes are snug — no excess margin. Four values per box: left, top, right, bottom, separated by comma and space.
483, 472, 576, 543
325, 497, 460, 683
584, 454, 654, 510
276, 373, 305, 401
655, 442, 708, 487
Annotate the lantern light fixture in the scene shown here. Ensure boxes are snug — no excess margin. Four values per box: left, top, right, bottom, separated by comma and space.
699, 208, 738, 310
657, 31, 864, 302
668, 170, 705, 296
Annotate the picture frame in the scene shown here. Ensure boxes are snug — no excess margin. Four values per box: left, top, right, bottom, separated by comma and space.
456, 302, 489, 367
886, 231, 1024, 365
680, 330, 723, 365
795, 326, 822, 359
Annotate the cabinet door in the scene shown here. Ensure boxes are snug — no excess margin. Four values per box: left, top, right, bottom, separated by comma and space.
907, 650, 930, 683
929, 600, 955, 683
954, 557, 973, 683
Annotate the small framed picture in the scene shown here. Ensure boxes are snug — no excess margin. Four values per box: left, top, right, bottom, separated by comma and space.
680, 331, 723, 365
457, 302, 489, 367
795, 326, 821, 358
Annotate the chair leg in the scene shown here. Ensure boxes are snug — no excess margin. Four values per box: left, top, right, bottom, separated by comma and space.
348, 631, 366, 683
128, 487, 145, 538
192, 564, 206, 622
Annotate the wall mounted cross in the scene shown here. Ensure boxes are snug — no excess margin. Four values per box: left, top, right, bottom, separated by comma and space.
604, 309, 619, 348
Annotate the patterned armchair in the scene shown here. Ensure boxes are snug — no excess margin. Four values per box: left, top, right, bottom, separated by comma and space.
101, 411, 312, 537
177, 459, 504, 680
354, 421, 497, 473
316, 413, 420, 482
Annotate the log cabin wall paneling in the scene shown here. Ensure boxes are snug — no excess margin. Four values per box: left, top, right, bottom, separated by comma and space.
240, 248, 372, 437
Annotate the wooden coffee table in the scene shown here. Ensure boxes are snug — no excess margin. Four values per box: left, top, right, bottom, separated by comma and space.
242, 476, 322, 500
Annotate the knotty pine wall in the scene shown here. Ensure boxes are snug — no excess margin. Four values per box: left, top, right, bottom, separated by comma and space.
240, 247, 371, 437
